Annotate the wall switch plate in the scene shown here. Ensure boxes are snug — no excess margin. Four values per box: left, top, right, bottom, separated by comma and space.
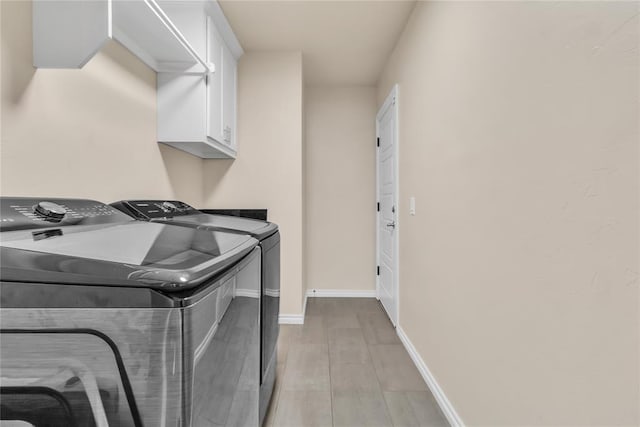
409, 197, 416, 215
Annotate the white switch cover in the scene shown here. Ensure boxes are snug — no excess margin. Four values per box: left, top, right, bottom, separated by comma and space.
409, 197, 416, 215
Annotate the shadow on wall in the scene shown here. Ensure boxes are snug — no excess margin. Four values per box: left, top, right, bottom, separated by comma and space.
156, 144, 204, 205
1, 0, 36, 106
1, 1, 154, 116
99, 41, 156, 92
66, 40, 158, 122
202, 160, 234, 202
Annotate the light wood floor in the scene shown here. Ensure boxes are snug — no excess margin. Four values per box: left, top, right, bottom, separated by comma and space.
264, 298, 449, 427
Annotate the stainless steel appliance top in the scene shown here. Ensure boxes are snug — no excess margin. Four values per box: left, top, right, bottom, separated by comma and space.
0, 197, 258, 293
111, 199, 278, 240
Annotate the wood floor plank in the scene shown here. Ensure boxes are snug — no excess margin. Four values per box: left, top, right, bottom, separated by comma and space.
384, 391, 449, 426
278, 324, 301, 365
325, 313, 361, 329
273, 391, 332, 427
369, 344, 428, 392
332, 390, 393, 427
331, 362, 381, 392
290, 315, 328, 345
282, 343, 330, 391
329, 327, 372, 364
328, 327, 367, 346
406, 391, 449, 427
357, 312, 401, 345
330, 342, 372, 365
384, 391, 421, 426
267, 299, 449, 426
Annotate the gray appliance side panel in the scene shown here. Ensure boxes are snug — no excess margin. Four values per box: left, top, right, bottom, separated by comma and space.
259, 231, 280, 425
259, 348, 277, 426
184, 247, 261, 427
0, 307, 183, 427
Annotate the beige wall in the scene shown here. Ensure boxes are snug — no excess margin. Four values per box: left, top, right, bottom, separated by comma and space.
0, 0, 203, 206
305, 86, 376, 293
377, 1, 639, 425
2, 2, 307, 316
202, 52, 305, 316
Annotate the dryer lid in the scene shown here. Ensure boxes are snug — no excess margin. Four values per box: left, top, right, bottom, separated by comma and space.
165, 213, 278, 240
111, 200, 278, 239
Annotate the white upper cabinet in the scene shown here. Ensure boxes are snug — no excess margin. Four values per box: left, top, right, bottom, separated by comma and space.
157, 2, 241, 159
33, 0, 242, 159
33, 0, 109, 69
207, 17, 224, 145
205, 17, 237, 150
33, 0, 210, 73
221, 43, 237, 148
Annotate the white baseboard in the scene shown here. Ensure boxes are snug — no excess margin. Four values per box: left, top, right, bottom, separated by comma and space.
281, 290, 375, 323
396, 327, 464, 427
278, 314, 304, 324
306, 289, 377, 298
279, 293, 308, 325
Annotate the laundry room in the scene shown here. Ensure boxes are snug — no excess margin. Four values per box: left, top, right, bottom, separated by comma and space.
0, 1, 638, 426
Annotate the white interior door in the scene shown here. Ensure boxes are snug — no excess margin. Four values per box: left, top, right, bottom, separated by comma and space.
376, 85, 398, 326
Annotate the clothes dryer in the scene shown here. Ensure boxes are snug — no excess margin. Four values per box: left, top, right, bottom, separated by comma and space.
0, 197, 261, 427
111, 200, 279, 425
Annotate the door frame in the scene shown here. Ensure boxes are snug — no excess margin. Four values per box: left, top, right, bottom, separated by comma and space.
375, 84, 400, 327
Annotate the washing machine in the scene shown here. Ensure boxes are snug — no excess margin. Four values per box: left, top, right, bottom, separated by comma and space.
111, 200, 279, 425
0, 197, 262, 427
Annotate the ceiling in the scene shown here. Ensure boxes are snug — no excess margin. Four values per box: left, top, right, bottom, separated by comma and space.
218, 1, 416, 86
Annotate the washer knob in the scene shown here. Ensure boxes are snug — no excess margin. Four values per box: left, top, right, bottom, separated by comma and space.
161, 201, 177, 212
34, 201, 66, 221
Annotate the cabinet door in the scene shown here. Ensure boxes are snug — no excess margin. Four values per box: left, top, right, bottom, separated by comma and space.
222, 43, 237, 148
206, 17, 223, 143
158, 73, 207, 142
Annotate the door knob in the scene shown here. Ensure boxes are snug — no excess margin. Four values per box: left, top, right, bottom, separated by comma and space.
386, 221, 396, 228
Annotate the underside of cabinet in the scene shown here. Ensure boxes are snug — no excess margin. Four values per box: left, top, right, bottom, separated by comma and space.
160, 139, 236, 159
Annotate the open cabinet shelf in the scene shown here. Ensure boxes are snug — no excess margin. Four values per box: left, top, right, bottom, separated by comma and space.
33, 0, 241, 159
160, 137, 236, 159
33, 0, 211, 73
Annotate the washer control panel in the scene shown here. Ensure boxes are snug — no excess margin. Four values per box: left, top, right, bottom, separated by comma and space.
111, 200, 197, 220
34, 201, 67, 221
1, 197, 132, 231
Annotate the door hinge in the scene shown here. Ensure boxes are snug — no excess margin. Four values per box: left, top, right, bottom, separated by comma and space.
377, 202, 380, 212
377, 266, 380, 276
376, 137, 380, 147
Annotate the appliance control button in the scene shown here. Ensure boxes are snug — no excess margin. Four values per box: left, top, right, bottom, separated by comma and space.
161, 201, 177, 212
34, 201, 66, 221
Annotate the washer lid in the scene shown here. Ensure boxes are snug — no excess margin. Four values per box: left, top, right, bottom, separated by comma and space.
0, 221, 258, 291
